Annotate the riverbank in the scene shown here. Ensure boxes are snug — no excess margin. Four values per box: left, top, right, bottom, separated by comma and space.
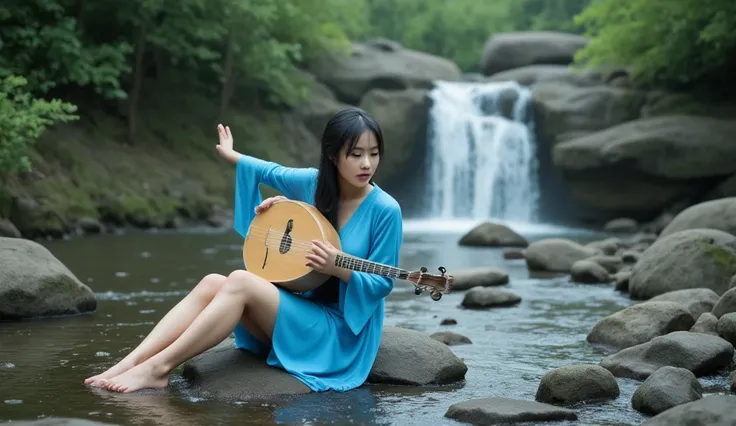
2, 79, 321, 240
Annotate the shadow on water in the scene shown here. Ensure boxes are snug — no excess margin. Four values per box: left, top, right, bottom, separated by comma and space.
0, 221, 660, 425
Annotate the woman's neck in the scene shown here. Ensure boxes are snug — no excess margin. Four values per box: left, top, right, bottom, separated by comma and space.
338, 178, 373, 202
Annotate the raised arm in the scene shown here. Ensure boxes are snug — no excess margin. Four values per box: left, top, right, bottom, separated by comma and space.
217, 124, 317, 237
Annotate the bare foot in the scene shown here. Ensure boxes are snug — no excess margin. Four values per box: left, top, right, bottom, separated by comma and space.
102, 362, 169, 393
84, 359, 136, 387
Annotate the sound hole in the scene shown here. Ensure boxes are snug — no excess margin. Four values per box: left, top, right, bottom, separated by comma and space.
279, 219, 294, 254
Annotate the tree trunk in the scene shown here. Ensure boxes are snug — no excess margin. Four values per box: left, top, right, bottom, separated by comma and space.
76, 0, 85, 33
218, 29, 236, 122
128, 24, 148, 145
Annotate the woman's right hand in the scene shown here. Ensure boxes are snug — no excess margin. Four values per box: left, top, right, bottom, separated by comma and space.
255, 195, 287, 214
216, 124, 240, 164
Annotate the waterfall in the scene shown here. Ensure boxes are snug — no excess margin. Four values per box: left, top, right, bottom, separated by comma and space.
424, 80, 540, 223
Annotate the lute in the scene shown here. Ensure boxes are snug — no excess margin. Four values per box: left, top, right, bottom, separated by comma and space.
243, 199, 453, 300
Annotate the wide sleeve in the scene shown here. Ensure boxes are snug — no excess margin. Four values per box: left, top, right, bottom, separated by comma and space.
233, 155, 317, 237
343, 202, 403, 335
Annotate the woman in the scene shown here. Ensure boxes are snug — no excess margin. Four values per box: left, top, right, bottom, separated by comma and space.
84, 107, 403, 393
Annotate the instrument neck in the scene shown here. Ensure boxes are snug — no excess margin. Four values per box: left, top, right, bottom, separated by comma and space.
334, 253, 409, 280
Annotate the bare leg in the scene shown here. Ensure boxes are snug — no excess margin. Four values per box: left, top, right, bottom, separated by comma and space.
84, 273, 227, 387
102, 270, 280, 393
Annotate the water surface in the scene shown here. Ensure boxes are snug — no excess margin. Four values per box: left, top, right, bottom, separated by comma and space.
1, 220, 667, 425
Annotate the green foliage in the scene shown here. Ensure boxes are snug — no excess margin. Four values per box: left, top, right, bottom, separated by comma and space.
573, 0, 736, 89
359, 0, 590, 71
0, 0, 131, 99
0, 75, 78, 182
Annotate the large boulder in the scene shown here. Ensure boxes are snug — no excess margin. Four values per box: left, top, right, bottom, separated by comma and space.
359, 88, 430, 183
641, 395, 736, 426
599, 331, 734, 380
628, 229, 736, 299
0, 237, 96, 320
660, 198, 736, 238
182, 327, 468, 400
533, 82, 646, 144
308, 39, 461, 105
458, 222, 529, 247
535, 364, 620, 405
294, 72, 351, 141
587, 301, 695, 351
524, 238, 598, 272
552, 115, 736, 218
480, 32, 588, 76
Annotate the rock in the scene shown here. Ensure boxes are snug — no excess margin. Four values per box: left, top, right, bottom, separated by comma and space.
533, 82, 646, 144
604, 217, 639, 233
599, 331, 734, 380
535, 364, 620, 405
458, 222, 529, 247
368, 326, 468, 385
585, 237, 622, 255
183, 327, 468, 400
711, 287, 736, 318
450, 267, 509, 291
444, 397, 577, 425
480, 31, 588, 76
359, 88, 430, 183
461, 287, 521, 309
484, 64, 605, 87
731, 371, 736, 392
308, 40, 461, 105
430, 331, 472, 346
182, 339, 311, 400
716, 313, 736, 345
631, 366, 703, 415
660, 198, 736, 238
551, 116, 736, 217
641, 395, 736, 426
0, 218, 21, 238
524, 238, 597, 272
620, 250, 642, 264
440, 318, 457, 326
614, 268, 632, 293
0, 237, 96, 320
587, 301, 694, 351
690, 313, 719, 336
75, 217, 102, 235
588, 255, 624, 273
504, 250, 525, 260
7, 419, 120, 426
647, 288, 720, 320
570, 259, 611, 283
294, 72, 351, 141
629, 229, 736, 299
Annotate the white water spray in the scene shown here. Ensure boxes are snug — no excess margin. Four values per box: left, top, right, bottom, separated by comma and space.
424, 80, 540, 223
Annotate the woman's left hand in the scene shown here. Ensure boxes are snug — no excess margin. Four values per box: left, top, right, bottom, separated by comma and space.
306, 240, 339, 276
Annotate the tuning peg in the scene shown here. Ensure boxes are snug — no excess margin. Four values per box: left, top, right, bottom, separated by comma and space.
420, 266, 428, 273
414, 287, 422, 295
431, 291, 442, 301
438, 266, 446, 275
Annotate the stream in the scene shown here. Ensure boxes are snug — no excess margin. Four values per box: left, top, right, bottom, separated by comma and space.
2, 219, 658, 425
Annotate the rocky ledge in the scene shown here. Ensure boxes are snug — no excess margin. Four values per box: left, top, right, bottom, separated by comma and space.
181, 326, 468, 401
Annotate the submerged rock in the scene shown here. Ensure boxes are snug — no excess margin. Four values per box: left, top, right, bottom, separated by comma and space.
445, 397, 577, 424
182, 326, 468, 400
458, 222, 529, 247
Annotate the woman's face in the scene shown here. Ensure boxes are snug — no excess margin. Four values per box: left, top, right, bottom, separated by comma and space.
336, 130, 380, 190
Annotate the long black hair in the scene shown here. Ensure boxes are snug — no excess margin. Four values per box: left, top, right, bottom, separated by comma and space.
310, 107, 385, 304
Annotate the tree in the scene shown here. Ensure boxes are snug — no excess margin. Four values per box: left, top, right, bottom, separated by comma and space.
0, 75, 78, 213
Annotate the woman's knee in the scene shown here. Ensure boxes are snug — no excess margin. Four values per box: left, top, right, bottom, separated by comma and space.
219, 270, 257, 297
192, 273, 226, 299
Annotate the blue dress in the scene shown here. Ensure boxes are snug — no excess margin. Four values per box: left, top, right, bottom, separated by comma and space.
230, 155, 403, 392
